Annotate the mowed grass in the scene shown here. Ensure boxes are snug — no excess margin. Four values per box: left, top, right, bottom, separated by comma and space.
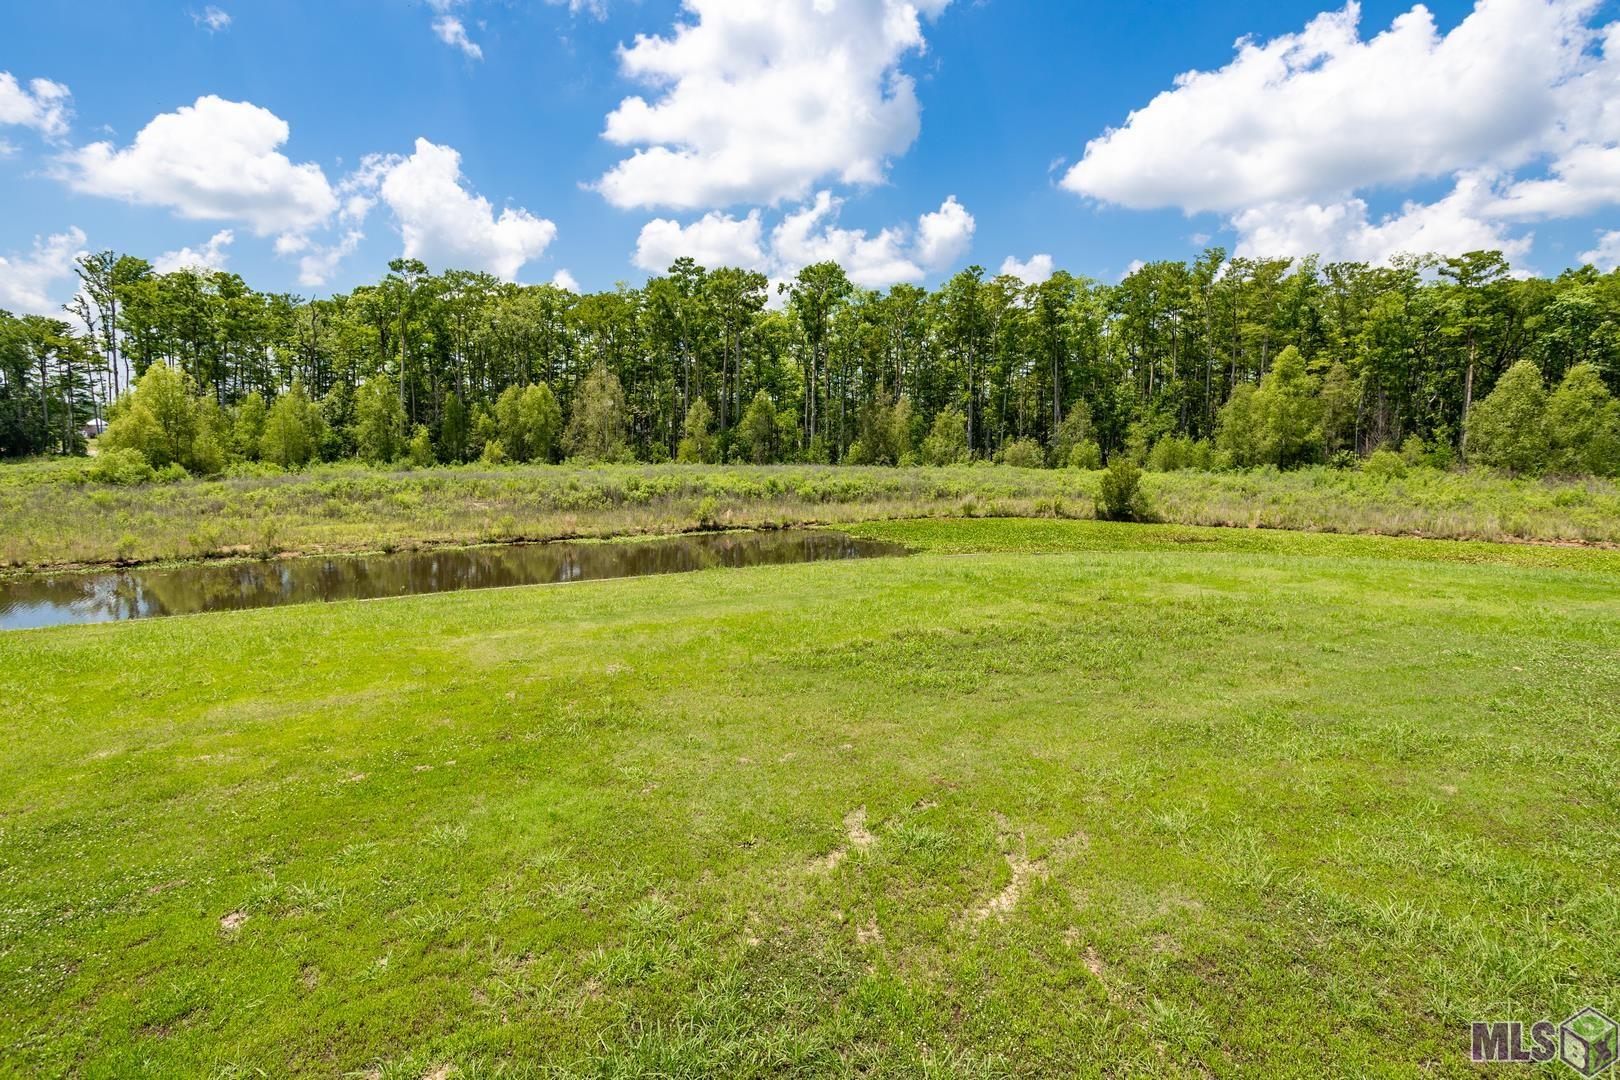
2, 519, 1618, 1076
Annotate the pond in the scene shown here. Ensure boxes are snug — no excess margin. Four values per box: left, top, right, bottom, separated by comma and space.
0, 530, 909, 631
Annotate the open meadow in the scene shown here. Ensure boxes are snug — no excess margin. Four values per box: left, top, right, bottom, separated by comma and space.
4, 460, 1620, 571
2, 518, 1616, 1076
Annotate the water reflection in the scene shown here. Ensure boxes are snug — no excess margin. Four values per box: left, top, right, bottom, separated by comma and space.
0, 531, 908, 630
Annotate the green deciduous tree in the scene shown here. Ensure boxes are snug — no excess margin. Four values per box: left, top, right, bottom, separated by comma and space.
260, 379, 322, 469
233, 392, 267, 461
439, 392, 469, 464
734, 390, 779, 464
565, 363, 629, 463
1252, 346, 1323, 468
676, 397, 717, 464
101, 363, 219, 472
1216, 383, 1262, 467
920, 407, 969, 466
354, 377, 406, 464
1545, 362, 1620, 476
496, 382, 562, 463
1466, 361, 1550, 473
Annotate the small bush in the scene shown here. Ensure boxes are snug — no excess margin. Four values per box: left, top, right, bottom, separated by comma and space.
1147, 434, 1208, 472
1095, 456, 1152, 522
408, 425, 436, 468
1067, 440, 1103, 470
1400, 435, 1453, 471
224, 460, 286, 479
1363, 448, 1408, 480
87, 448, 156, 485
997, 438, 1045, 469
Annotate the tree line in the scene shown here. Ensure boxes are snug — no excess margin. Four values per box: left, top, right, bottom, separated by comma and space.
3, 248, 1619, 476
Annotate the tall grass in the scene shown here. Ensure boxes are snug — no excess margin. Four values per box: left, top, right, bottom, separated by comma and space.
2, 458, 1616, 570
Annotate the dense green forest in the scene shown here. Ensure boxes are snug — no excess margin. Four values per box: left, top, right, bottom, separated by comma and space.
3, 249, 1619, 476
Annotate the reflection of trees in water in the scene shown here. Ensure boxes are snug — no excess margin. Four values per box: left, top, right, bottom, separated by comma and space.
1, 532, 905, 629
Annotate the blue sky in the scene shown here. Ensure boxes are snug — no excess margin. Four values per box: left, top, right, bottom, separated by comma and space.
3, 0, 1618, 312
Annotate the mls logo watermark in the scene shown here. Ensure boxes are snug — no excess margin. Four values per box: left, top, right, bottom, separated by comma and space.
1472, 1008, 1619, 1076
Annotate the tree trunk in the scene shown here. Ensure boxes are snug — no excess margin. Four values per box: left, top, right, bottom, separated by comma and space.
1459, 337, 1476, 455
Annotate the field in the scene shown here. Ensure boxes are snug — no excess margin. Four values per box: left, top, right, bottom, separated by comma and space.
4, 459, 1620, 571
3, 518, 1617, 1076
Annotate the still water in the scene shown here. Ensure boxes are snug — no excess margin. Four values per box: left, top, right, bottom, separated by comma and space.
0, 530, 908, 631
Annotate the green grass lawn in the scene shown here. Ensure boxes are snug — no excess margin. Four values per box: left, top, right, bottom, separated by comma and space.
2, 519, 1617, 1076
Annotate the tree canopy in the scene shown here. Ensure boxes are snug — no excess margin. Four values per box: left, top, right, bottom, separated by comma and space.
3, 247, 1619, 476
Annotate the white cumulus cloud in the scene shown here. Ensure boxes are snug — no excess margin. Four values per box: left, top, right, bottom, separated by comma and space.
551, 268, 581, 292
1064, 0, 1593, 213
0, 227, 87, 316
1061, 0, 1620, 266
999, 254, 1054, 283
154, 229, 235, 274
61, 96, 338, 238
914, 195, 975, 271
634, 192, 974, 288
0, 72, 73, 140
633, 210, 766, 271
594, 0, 952, 210
355, 138, 555, 280
293, 229, 364, 288
1581, 229, 1620, 268
1230, 175, 1533, 263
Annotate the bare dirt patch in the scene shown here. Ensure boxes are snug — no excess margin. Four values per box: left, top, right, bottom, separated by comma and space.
969, 816, 1086, 923
975, 850, 1045, 922
219, 911, 248, 932
816, 806, 878, 871
845, 807, 877, 849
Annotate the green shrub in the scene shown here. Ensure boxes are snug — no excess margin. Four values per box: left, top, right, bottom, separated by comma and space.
1146, 434, 1207, 472
87, 448, 156, 485
224, 460, 286, 479
1400, 435, 1453, 471
676, 398, 718, 464
1362, 448, 1408, 480
408, 425, 436, 468
1095, 456, 1152, 522
920, 408, 969, 466
1067, 440, 1103, 470
1050, 404, 1094, 467
997, 437, 1045, 468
